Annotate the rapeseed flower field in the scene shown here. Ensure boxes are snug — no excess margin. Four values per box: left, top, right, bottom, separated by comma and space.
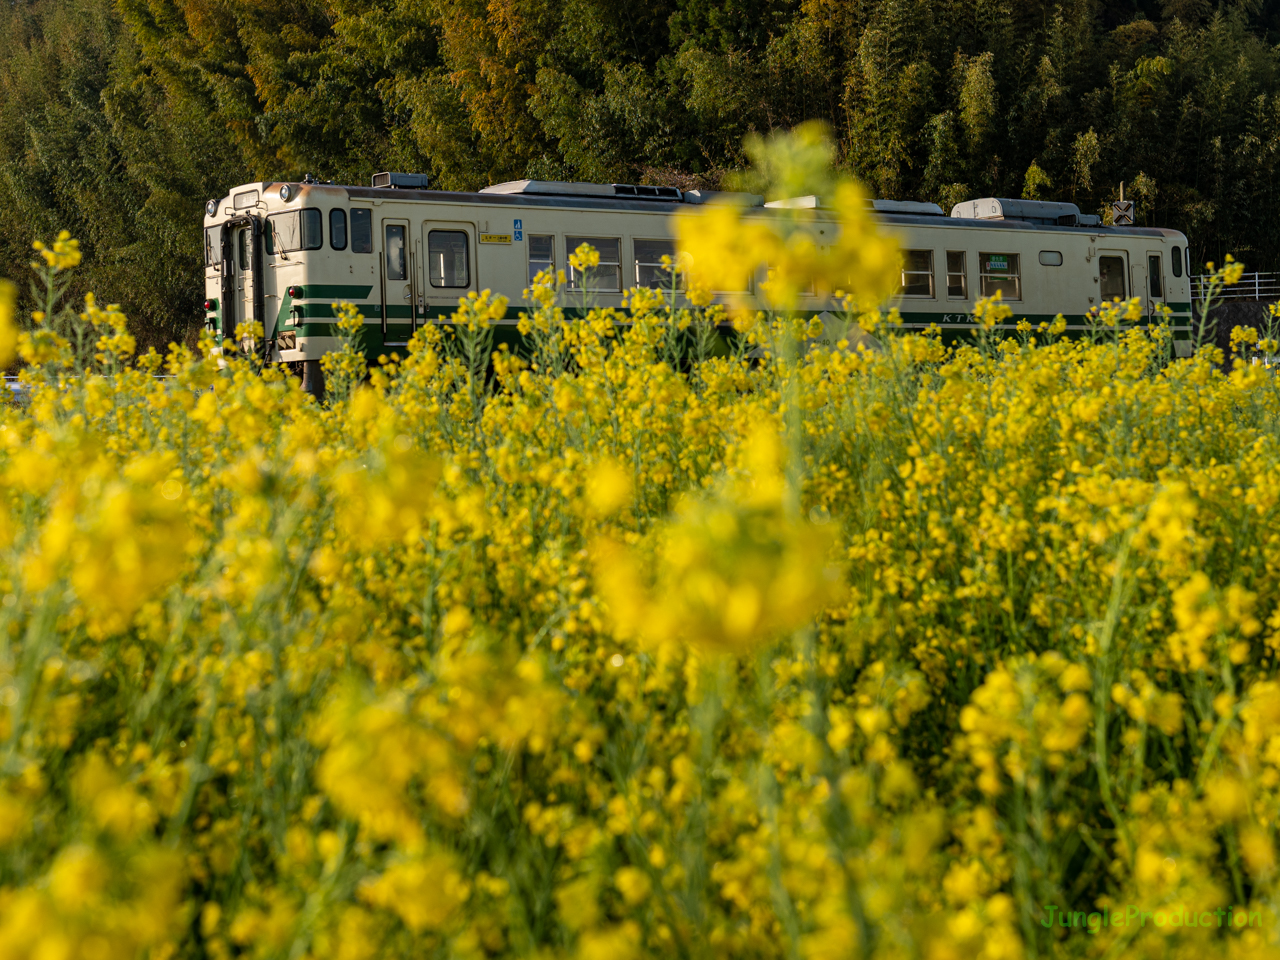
1, 130, 1278, 960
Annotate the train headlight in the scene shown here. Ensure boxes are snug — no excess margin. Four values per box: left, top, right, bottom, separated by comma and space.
205, 199, 218, 217
279, 184, 293, 202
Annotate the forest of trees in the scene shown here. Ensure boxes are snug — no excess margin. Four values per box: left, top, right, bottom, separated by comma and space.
4, 0, 1280, 341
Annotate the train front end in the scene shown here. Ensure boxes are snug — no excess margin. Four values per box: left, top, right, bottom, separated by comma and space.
203, 180, 350, 385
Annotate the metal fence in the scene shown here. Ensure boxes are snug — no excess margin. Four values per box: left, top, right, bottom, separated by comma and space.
1192, 272, 1280, 302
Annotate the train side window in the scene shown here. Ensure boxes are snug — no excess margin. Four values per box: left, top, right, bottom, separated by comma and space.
1099, 256, 1126, 300
946, 251, 967, 298
1039, 251, 1063, 266
205, 226, 219, 266
979, 253, 1021, 300
428, 230, 470, 288
900, 250, 934, 297
264, 219, 274, 255
566, 236, 621, 292
330, 209, 348, 251
1149, 255, 1163, 298
351, 209, 372, 253
635, 239, 680, 289
385, 224, 407, 281
1172, 245, 1183, 277
761, 264, 814, 298
1186, 247, 1191, 277
237, 229, 248, 270
528, 235, 555, 284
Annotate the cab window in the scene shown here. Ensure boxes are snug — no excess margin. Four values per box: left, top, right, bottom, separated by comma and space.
268, 209, 323, 252
301, 209, 323, 249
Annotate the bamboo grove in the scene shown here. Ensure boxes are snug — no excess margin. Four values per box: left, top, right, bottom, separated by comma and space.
0, 129, 1278, 960
6, 1, 1280, 342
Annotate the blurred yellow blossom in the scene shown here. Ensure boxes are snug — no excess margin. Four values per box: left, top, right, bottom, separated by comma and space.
0, 279, 16, 369
31, 230, 81, 272
3, 185, 1280, 960
676, 122, 899, 313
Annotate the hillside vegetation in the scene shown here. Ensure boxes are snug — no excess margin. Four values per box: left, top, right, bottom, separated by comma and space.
5, 0, 1280, 340
0, 130, 1279, 960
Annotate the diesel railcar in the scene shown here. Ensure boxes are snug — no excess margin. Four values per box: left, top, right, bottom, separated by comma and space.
202, 176, 1195, 377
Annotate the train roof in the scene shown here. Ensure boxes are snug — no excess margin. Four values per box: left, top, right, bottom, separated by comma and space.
219, 177, 1186, 241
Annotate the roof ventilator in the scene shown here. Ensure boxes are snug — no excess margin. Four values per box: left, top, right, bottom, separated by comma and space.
1056, 212, 1103, 227
481, 180, 684, 201
951, 198, 1102, 227
611, 184, 683, 200
762, 196, 944, 215
480, 180, 768, 205
372, 172, 430, 189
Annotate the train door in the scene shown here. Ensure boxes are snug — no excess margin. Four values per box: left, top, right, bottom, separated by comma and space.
380, 218, 411, 345
1130, 256, 1147, 316
421, 221, 476, 319
234, 225, 254, 341
1143, 251, 1166, 317
1097, 250, 1128, 306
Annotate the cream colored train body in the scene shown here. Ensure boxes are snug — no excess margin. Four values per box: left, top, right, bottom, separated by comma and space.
202, 178, 1195, 371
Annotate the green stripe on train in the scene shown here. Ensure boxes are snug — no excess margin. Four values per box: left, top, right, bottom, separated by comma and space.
275, 290, 292, 332
279, 306, 1195, 339
895, 311, 1194, 333
288, 322, 442, 338
281, 302, 419, 322
289, 284, 374, 299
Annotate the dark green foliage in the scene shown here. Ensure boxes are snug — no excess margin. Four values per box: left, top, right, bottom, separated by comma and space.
5, 0, 1280, 343
0, 0, 240, 347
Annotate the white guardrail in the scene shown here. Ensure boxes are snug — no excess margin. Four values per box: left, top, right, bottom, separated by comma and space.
1192, 272, 1280, 302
